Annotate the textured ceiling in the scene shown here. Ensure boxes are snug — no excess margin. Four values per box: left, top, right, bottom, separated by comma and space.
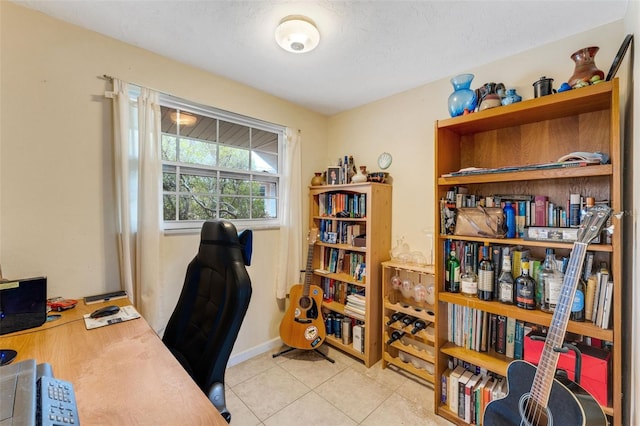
15, 0, 629, 115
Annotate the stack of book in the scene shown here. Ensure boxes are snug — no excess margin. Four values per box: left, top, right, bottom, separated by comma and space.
442, 363, 506, 424
344, 293, 366, 321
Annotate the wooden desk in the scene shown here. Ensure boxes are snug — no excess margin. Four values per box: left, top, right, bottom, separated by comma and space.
0, 299, 228, 425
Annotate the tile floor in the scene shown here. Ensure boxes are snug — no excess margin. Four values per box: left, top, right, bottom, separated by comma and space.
224, 346, 455, 425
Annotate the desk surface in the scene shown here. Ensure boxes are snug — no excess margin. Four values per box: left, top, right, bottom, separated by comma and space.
0, 299, 228, 425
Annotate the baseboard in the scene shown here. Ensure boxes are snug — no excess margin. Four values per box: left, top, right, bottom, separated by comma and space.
227, 337, 282, 367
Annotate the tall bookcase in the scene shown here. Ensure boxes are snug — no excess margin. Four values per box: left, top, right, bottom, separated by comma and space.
309, 182, 392, 367
433, 80, 622, 425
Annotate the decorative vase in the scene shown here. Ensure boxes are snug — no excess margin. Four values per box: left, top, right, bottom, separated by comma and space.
501, 88, 522, 106
568, 46, 605, 88
352, 166, 368, 183
311, 172, 324, 186
448, 73, 477, 117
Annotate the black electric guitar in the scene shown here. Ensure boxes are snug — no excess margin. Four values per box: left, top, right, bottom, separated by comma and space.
279, 229, 326, 350
484, 205, 611, 426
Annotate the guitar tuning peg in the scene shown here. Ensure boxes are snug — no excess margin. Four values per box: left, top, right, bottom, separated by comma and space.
612, 211, 624, 220
604, 224, 615, 235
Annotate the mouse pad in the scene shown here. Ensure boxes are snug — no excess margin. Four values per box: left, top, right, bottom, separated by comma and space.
83, 305, 141, 330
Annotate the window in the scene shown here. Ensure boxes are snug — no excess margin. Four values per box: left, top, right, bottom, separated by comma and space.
160, 95, 283, 230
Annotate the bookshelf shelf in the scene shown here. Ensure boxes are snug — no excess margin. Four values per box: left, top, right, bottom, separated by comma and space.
383, 352, 435, 383
310, 182, 392, 367
434, 80, 622, 425
439, 293, 614, 342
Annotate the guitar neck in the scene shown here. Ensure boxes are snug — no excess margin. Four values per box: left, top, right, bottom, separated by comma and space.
302, 242, 315, 296
530, 241, 588, 408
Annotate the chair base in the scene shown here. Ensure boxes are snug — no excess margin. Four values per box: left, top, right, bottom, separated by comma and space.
272, 346, 335, 363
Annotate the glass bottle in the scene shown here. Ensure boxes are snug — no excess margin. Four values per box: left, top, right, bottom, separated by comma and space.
386, 312, 406, 326
571, 278, 586, 322
498, 253, 514, 304
446, 250, 460, 293
460, 246, 478, 297
478, 246, 494, 300
386, 330, 405, 345
540, 249, 563, 313
515, 259, 536, 309
503, 202, 516, 238
411, 319, 427, 334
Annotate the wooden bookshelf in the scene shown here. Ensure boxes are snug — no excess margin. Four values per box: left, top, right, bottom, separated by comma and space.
433, 80, 622, 425
310, 182, 392, 367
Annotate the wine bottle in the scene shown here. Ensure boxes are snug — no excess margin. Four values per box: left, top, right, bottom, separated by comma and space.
386, 312, 406, 326
401, 315, 417, 327
515, 259, 536, 309
386, 330, 405, 345
571, 278, 586, 322
411, 319, 427, 334
460, 245, 478, 297
478, 245, 494, 300
540, 248, 563, 313
446, 250, 461, 293
498, 253, 514, 304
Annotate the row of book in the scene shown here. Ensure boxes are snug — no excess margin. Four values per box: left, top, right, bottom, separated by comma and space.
442, 188, 610, 241
442, 360, 507, 425
317, 192, 367, 218
344, 293, 366, 321
448, 304, 529, 359
320, 277, 364, 305
318, 246, 366, 281
318, 219, 362, 245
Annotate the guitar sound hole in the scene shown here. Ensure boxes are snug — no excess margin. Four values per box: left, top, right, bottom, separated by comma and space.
518, 394, 552, 426
299, 296, 311, 309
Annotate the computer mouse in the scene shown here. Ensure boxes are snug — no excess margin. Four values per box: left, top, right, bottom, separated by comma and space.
90, 305, 120, 318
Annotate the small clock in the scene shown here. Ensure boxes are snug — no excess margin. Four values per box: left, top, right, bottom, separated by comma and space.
377, 152, 392, 170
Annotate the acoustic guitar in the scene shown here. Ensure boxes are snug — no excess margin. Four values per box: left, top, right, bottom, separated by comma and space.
279, 228, 326, 350
483, 205, 611, 426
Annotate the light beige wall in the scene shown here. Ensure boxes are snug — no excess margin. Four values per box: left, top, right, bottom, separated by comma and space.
0, 2, 327, 357
328, 21, 625, 262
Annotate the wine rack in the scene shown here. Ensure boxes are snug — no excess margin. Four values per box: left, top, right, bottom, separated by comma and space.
381, 261, 436, 383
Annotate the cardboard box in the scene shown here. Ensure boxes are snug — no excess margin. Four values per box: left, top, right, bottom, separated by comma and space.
524, 332, 610, 406
353, 235, 366, 247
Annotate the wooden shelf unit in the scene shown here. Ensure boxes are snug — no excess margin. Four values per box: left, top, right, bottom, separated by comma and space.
309, 182, 392, 367
433, 80, 622, 425
381, 261, 437, 383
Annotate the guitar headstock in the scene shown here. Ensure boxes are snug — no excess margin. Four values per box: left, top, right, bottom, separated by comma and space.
577, 204, 612, 244
308, 228, 319, 244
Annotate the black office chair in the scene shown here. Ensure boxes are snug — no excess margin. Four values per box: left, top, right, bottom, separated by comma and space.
162, 219, 252, 423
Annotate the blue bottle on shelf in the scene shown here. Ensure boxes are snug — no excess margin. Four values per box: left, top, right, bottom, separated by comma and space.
503, 202, 516, 238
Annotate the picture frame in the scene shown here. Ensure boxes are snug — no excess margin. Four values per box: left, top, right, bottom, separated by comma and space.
606, 34, 633, 81
327, 166, 341, 185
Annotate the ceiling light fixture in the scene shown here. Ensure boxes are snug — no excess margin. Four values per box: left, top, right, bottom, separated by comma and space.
170, 111, 198, 127
275, 15, 320, 53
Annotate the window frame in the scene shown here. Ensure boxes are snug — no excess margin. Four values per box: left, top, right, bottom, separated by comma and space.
159, 93, 284, 231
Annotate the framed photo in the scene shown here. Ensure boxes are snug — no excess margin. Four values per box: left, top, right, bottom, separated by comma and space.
327, 166, 341, 185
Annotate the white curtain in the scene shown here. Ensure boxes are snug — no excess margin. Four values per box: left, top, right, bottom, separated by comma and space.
111, 79, 164, 331
275, 129, 303, 299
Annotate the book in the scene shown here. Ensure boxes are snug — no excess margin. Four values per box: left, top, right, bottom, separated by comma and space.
514, 320, 525, 360
84, 290, 128, 305
505, 317, 516, 358
458, 370, 474, 418
585, 274, 598, 321
495, 315, 507, 354
600, 281, 613, 329
534, 195, 548, 226
465, 374, 482, 422
594, 268, 609, 326
449, 366, 466, 413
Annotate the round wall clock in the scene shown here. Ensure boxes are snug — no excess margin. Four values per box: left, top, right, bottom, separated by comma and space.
377, 152, 392, 170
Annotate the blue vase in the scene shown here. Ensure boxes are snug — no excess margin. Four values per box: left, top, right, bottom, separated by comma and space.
448, 74, 477, 117
501, 88, 522, 106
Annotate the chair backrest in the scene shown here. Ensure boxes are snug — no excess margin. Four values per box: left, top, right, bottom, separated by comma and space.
162, 219, 252, 393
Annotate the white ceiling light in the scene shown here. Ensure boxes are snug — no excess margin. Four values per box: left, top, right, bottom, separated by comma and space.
275, 15, 320, 53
